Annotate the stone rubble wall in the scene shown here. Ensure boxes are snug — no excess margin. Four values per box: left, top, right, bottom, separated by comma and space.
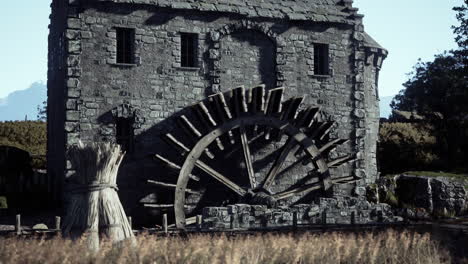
201, 197, 397, 230
395, 175, 467, 216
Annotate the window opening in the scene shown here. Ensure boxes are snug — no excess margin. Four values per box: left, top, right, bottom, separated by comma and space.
116, 28, 134, 64
116, 117, 134, 153
314, 44, 329, 75
181, 33, 198, 67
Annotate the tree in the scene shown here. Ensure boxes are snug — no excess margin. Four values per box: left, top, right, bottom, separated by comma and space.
36, 100, 47, 121
452, 0, 468, 63
390, 1, 468, 170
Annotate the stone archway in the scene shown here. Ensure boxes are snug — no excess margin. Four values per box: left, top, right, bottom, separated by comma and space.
208, 21, 284, 93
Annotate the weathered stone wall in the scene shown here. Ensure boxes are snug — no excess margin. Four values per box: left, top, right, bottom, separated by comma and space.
201, 197, 398, 230
47, 0, 70, 205
48, 0, 386, 223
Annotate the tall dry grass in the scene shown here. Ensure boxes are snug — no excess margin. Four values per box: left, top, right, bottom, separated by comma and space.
0, 230, 452, 264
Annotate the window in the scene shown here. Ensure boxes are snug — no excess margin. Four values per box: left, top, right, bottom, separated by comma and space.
116, 117, 134, 153
314, 44, 329, 75
181, 33, 198, 67
116, 28, 134, 64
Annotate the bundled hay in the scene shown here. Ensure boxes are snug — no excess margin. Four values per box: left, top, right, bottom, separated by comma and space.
63, 141, 134, 251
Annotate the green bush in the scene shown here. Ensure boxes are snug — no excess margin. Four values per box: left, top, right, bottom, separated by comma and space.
0, 121, 46, 169
378, 122, 441, 174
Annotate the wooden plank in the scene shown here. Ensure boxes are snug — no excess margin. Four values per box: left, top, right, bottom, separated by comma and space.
250, 85, 266, 113
209, 93, 232, 121
308, 121, 335, 140
281, 97, 304, 121
215, 137, 225, 151
265, 87, 284, 115
328, 155, 356, 168
195, 160, 247, 196
179, 115, 202, 139
296, 107, 320, 128
231, 86, 247, 117
332, 176, 356, 184
196, 102, 217, 127
178, 116, 215, 159
273, 182, 322, 200
147, 180, 200, 195
239, 126, 256, 189
154, 154, 200, 181
168, 216, 197, 228
143, 204, 192, 209
262, 139, 298, 189
163, 133, 190, 154
316, 139, 348, 157
224, 131, 265, 158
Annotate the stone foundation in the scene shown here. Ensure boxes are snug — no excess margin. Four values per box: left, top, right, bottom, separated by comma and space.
201, 197, 399, 230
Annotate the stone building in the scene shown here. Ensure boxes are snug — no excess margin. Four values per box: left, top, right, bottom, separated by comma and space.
48, 0, 387, 226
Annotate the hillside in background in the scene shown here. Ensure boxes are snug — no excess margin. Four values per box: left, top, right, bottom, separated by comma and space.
0, 82, 47, 121
379, 95, 394, 118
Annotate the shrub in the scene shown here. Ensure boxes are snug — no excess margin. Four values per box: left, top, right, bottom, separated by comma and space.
378, 122, 441, 174
0, 121, 46, 169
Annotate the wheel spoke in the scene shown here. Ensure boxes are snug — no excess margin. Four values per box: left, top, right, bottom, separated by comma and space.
239, 125, 256, 189
224, 131, 265, 158
154, 154, 200, 181
195, 160, 247, 196
262, 138, 298, 190
147, 180, 200, 195
273, 182, 322, 200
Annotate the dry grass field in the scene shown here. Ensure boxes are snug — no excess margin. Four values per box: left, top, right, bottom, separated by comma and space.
0, 230, 456, 264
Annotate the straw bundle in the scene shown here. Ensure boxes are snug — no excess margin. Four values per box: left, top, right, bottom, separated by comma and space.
62, 141, 134, 251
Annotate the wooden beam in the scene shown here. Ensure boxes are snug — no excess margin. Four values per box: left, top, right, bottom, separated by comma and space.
262, 139, 298, 189
328, 155, 356, 168
209, 92, 232, 121
273, 182, 322, 200
163, 133, 190, 154
154, 154, 200, 181
178, 115, 202, 139
239, 126, 256, 189
144, 204, 175, 208
224, 131, 265, 158
143, 204, 192, 209
281, 97, 305, 121
231, 86, 247, 117
195, 160, 247, 196
332, 176, 356, 184
147, 180, 200, 195
196, 102, 217, 127
316, 139, 348, 157
265, 87, 284, 115
249, 85, 266, 113
308, 121, 335, 140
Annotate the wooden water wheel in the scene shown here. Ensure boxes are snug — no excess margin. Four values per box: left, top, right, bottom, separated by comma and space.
145, 85, 357, 229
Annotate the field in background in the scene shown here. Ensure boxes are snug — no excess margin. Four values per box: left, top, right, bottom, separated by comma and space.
0, 230, 453, 264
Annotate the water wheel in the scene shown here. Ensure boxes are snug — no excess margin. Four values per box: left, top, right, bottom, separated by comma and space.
145, 85, 357, 229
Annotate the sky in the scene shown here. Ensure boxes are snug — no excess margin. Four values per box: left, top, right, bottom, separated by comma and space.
0, 0, 463, 98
